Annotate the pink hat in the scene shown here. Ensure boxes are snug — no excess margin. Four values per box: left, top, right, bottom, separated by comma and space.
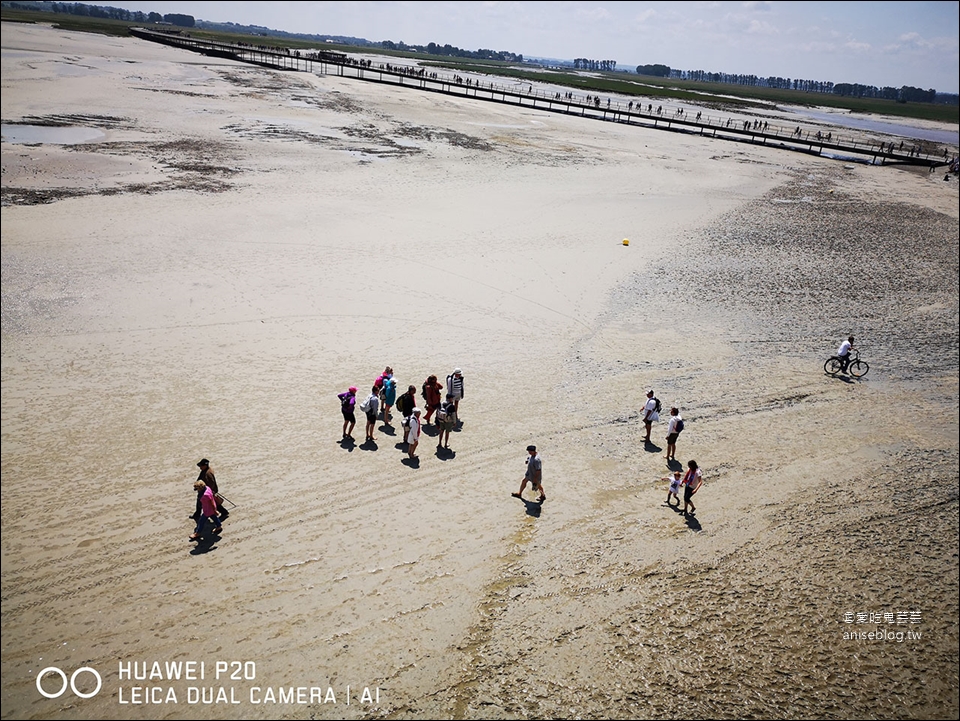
349, 386, 357, 393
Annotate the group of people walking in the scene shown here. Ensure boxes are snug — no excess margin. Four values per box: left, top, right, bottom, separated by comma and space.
186, 379, 709, 543
663, 461, 703, 516
190, 458, 228, 541
338, 366, 465, 459
642, 389, 703, 516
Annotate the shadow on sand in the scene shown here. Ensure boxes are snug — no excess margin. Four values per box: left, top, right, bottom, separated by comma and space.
512, 494, 543, 518
666, 500, 703, 531
435, 445, 456, 460
188, 534, 221, 555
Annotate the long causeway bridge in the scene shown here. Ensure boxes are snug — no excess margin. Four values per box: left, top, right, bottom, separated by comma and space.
130, 28, 955, 169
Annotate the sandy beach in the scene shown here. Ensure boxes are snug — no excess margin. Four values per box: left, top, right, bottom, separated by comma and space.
2, 22, 958, 720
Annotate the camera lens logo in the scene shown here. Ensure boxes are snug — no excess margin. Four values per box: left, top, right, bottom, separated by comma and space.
36, 667, 102, 699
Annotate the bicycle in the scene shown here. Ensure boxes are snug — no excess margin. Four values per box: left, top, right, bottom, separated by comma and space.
824, 349, 869, 378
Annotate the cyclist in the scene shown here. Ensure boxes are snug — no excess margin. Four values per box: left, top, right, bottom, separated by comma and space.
837, 335, 854, 373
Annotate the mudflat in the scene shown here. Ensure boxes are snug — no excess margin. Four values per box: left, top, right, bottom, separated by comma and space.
2, 22, 958, 719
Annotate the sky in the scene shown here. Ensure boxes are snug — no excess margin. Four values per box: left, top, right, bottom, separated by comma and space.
117, 1, 960, 93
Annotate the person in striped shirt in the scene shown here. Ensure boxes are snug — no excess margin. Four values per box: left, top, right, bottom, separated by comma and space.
446, 368, 464, 417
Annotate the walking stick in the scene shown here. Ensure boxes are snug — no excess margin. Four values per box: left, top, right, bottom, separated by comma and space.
216, 493, 238, 509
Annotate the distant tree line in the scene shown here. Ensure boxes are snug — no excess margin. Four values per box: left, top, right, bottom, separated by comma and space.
574, 59, 617, 71
379, 39, 521, 63
636, 63, 958, 105
193, 19, 373, 46
7, 0, 955, 103
7, 1, 194, 26
635, 64, 670, 77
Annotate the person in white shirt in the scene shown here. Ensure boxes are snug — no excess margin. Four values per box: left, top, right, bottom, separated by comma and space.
837, 336, 854, 373
360, 386, 380, 443
406, 408, 422, 460
665, 407, 682, 461
642, 390, 659, 444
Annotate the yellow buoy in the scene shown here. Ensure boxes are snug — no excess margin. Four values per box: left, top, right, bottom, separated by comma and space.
622, 238, 630, 246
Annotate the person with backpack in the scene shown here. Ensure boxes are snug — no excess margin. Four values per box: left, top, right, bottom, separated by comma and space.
337, 386, 358, 440
359, 386, 380, 443
642, 389, 661, 444
436, 393, 457, 451
373, 366, 392, 395
396, 385, 417, 433
665, 407, 684, 461
374, 366, 392, 420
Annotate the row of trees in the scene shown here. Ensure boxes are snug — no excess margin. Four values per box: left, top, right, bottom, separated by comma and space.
635, 64, 670, 77
380, 40, 522, 63
636, 63, 956, 105
573, 59, 617, 71
10, 2, 195, 26
832, 83, 941, 103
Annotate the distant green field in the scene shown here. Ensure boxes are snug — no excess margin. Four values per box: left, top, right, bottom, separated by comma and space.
3, 7, 956, 124
2, 8, 133, 36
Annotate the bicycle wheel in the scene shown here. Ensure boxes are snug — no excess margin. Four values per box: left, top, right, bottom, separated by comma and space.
848, 359, 869, 378
824, 357, 843, 375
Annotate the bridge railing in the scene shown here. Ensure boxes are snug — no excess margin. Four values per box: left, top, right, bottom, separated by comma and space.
129, 29, 954, 167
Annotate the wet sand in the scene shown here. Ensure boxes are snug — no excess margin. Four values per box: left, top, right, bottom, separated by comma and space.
2, 23, 958, 720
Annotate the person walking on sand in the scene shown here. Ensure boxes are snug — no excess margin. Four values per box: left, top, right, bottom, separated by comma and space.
681, 460, 703, 515
359, 385, 380, 442
381, 376, 397, 425
665, 407, 683, 461
422, 374, 443, 425
436, 393, 456, 450
642, 390, 660, 444
663, 469, 683, 506
193, 458, 227, 520
406, 408, 422, 459
513, 445, 545, 502
190, 480, 222, 540
338, 386, 358, 439
446, 368, 465, 416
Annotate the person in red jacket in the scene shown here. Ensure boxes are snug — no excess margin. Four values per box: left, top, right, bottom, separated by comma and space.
422, 374, 443, 425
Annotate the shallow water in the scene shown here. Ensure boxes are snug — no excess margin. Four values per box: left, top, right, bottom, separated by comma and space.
1, 124, 106, 145
784, 107, 959, 144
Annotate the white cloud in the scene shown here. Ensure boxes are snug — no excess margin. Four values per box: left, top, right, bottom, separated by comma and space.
897, 31, 930, 49
573, 5, 612, 22
843, 39, 872, 53
631, 8, 658, 25
746, 19, 778, 35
